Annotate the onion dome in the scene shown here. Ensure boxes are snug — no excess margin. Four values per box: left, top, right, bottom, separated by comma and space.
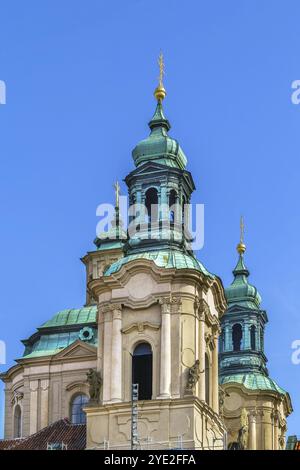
132, 53, 187, 169
225, 218, 261, 309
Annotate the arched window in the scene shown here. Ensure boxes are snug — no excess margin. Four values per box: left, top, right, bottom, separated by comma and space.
70, 394, 89, 424
250, 325, 256, 350
145, 188, 158, 224
232, 324, 243, 351
132, 342, 153, 400
169, 190, 177, 223
205, 354, 210, 405
14, 405, 22, 438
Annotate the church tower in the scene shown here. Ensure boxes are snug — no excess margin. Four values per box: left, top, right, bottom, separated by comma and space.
219, 219, 292, 450
84, 57, 227, 450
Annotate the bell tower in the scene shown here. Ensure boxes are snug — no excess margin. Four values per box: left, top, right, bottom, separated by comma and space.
219, 219, 292, 450
84, 56, 227, 450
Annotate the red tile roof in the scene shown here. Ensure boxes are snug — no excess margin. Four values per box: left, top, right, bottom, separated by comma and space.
0, 418, 86, 450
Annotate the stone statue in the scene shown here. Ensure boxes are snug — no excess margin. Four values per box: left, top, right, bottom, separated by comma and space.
228, 408, 249, 450
237, 408, 249, 450
219, 386, 229, 418
186, 360, 202, 392
87, 368, 102, 404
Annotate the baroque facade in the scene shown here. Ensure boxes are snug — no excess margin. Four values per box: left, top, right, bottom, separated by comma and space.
0, 64, 292, 450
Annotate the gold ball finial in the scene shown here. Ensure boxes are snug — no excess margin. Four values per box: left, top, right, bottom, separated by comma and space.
237, 215, 246, 254
237, 242, 246, 254
154, 52, 166, 101
154, 85, 166, 101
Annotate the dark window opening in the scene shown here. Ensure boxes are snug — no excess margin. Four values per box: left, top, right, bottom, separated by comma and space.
232, 323, 243, 351
132, 342, 153, 400
70, 394, 89, 424
205, 354, 210, 405
250, 325, 256, 350
145, 188, 158, 224
169, 190, 177, 223
14, 405, 22, 438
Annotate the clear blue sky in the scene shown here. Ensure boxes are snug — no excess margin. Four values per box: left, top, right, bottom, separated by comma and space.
0, 0, 299, 438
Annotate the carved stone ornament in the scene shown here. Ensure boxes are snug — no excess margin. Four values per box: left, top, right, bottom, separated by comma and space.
86, 368, 102, 405
185, 360, 203, 393
11, 390, 24, 406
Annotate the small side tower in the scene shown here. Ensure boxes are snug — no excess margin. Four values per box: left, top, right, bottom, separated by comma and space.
219, 218, 292, 450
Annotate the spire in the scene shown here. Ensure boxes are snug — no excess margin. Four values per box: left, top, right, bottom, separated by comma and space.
94, 182, 126, 249
225, 217, 261, 309
113, 180, 121, 210
233, 216, 249, 277
131, 54, 187, 170
237, 215, 246, 255
149, 53, 170, 131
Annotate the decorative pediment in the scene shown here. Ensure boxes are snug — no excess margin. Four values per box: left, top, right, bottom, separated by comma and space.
52, 340, 97, 361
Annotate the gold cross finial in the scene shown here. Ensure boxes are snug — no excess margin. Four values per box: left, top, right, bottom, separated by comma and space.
158, 52, 165, 87
237, 215, 246, 255
240, 215, 244, 243
113, 181, 121, 208
154, 52, 167, 101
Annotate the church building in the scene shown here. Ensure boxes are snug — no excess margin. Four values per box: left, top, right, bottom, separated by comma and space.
0, 58, 292, 450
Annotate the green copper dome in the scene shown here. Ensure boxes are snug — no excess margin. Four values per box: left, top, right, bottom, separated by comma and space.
21, 306, 98, 359
225, 254, 261, 309
219, 373, 288, 395
104, 249, 214, 278
132, 102, 187, 170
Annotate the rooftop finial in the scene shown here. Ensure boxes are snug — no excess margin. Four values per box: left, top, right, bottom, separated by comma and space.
113, 180, 121, 209
154, 52, 166, 102
237, 215, 246, 254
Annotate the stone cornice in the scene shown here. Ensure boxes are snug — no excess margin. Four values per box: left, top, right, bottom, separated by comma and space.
221, 382, 293, 416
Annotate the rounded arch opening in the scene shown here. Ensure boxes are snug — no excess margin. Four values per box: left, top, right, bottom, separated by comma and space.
70, 393, 89, 424
132, 342, 153, 400
232, 323, 243, 351
169, 189, 177, 223
145, 188, 158, 224
250, 325, 256, 350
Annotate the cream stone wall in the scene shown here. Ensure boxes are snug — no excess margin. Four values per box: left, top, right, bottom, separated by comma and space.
85, 259, 227, 449
2, 341, 97, 439
222, 383, 291, 450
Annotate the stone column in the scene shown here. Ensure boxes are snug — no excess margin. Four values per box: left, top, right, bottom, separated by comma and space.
110, 304, 123, 402
263, 410, 273, 450
224, 324, 232, 351
102, 305, 113, 403
97, 304, 104, 371
29, 380, 39, 435
159, 298, 171, 398
170, 297, 182, 398
273, 411, 279, 450
40, 379, 49, 430
198, 309, 206, 401
244, 321, 250, 349
249, 411, 257, 450
212, 330, 219, 413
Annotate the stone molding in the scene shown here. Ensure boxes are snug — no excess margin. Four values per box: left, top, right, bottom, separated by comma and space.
122, 322, 160, 335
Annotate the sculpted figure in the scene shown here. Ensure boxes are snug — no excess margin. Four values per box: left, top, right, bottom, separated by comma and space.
186, 360, 202, 392
87, 368, 102, 403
